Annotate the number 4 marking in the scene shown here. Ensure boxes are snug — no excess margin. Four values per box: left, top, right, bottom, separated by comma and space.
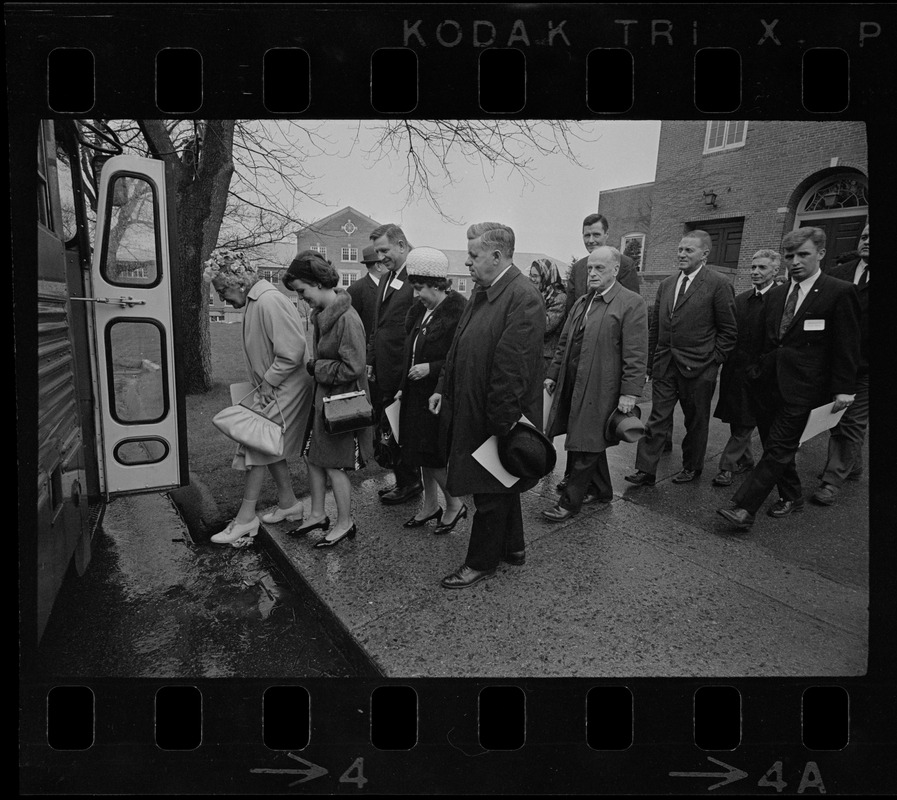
758, 761, 787, 792
340, 757, 368, 788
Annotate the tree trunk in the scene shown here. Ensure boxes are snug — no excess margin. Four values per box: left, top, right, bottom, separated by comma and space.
140, 120, 235, 394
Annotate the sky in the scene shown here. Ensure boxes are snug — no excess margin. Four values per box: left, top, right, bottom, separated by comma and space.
279, 120, 661, 263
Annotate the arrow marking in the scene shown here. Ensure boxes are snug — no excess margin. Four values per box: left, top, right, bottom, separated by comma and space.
670, 756, 748, 790
251, 752, 329, 787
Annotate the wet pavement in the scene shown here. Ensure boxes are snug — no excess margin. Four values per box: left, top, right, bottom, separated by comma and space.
258, 391, 868, 678
34, 493, 362, 679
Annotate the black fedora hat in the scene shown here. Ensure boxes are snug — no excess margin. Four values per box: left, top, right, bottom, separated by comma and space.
604, 405, 645, 445
361, 245, 382, 265
497, 420, 557, 479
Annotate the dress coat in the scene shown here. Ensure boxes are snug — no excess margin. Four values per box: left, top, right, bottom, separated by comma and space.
346, 271, 380, 338
435, 268, 546, 496
233, 279, 314, 470
650, 265, 738, 378
827, 258, 868, 374
367, 264, 417, 398
565, 252, 640, 314
397, 290, 466, 468
541, 287, 568, 360
545, 282, 648, 452
306, 289, 374, 469
749, 272, 861, 407
713, 287, 770, 426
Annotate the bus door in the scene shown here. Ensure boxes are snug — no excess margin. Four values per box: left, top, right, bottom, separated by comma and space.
76, 155, 187, 494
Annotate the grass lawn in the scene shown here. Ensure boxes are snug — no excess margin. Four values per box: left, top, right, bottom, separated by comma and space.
184, 321, 386, 520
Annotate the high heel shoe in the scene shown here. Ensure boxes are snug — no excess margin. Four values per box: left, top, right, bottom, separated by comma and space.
287, 516, 330, 537
314, 523, 357, 548
261, 500, 304, 524
403, 507, 443, 528
433, 503, 468, 535
210, 517, 260, 546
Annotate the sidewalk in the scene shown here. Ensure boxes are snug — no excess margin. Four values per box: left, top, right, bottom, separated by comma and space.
253, 399, 869, 678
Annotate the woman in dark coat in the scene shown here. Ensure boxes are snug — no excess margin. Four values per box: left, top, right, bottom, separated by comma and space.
395, 247, 467, 533
282, 252, 374, 549
529, 257, 568, 366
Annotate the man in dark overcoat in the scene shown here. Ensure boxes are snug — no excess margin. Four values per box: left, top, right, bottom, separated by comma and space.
347, 244, 385, 339
814, 222, 869, 506
541, 246, 648, 521
625, 230, 738, 486
367, 224, 423, 505
719, 227, 861, 528
430, 222, 545, 589
711, 249, 780, 487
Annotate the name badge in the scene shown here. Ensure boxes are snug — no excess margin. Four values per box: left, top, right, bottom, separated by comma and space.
804, 319, 825, 331
390, 278, 404, 291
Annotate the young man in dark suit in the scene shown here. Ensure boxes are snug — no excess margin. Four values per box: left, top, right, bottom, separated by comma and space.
814, 223, 869, 506
367, 224, 423, 505
625, 230, 737, 486
718, 227, 861, 528
347, 244, 385, 339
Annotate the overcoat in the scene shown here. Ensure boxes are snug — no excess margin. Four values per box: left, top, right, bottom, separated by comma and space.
306, 290, 374, 469
546, 282, 648, 452
650, 265, 737, 378
827, 259, 868, 373
346, 271, 380, 338
435, 268, 546, 496
397, 290, 466, 467
233, 279, 313, 470
713, 287, 769, 426
367, 264, 416, 398
541, 288, 568, 360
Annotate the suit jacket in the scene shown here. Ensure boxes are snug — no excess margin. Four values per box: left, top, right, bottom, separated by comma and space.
366, 264, 416, 397
826, 258, 868, 373
713, 287, 769, 425
346, 271, 381, 338
566, 252, 640, 314
546, 283, 648, 452
752, 271, 861, 407
650, 265, 737, 378
435, 268, 546, 495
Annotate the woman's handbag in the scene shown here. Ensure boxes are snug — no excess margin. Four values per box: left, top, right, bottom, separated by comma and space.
322, 383, 374, 435
212, 384, 286, 457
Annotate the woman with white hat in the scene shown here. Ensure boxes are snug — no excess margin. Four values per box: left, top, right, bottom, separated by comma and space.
395, 247, 468, 535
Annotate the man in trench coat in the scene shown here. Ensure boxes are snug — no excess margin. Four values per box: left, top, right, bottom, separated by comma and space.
542, 246, 648, 520
430, 222, 546, 589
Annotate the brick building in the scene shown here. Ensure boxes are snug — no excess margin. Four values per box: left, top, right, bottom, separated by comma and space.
597, 121, 868, 306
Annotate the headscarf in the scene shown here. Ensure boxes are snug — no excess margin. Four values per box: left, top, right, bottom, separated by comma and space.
531, 258, 565, 303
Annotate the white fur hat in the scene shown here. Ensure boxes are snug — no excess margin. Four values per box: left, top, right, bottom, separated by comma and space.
405, 246, 449, 279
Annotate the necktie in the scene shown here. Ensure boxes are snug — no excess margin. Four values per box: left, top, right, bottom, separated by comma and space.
778, 283, 799, 338
857, 264, 868, 288
675, 275, 690, 309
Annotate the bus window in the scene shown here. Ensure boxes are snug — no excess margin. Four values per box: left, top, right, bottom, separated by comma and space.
105, 318, 168, 423
102, 174, 160, 287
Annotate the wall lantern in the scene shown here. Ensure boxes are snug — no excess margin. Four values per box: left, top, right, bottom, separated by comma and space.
702, 190, 718, 208
821, 188, 840, 208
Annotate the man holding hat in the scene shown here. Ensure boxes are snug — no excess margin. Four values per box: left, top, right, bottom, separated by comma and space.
347, 244, 385, 339
430, 222, 546, 589
542, 246, 648, 521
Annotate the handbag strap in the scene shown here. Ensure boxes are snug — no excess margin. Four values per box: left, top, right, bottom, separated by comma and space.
235, 383, 287, 429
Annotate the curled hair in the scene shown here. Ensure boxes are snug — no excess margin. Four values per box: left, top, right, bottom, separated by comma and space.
203, 248, 258, 289
782, 227, 826, 252
752, 249, 781, 269
369, 223, 411, 248
467, 222, 515, 259
283, 249, 340, 289
582, 213, 609, 232
407, 274, 449, 291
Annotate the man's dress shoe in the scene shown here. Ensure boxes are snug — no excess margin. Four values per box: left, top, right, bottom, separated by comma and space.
380, 483, 423, 505
812, 483, 840, 506
712, 470, 733, 487
502, 550, 526, 566
624, 470, 656, 486
716, 507, 755, 528
768, 498, 805, 518
672, 469, 702, 483
541, 505, 576, 523
582, 490, 611, 505
441, 564, 496, 589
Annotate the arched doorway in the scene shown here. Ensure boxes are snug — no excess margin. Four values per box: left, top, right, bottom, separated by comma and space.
794, 172, 868, 272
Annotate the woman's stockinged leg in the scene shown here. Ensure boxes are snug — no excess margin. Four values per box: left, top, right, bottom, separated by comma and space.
305, 459, 328, 521
432, 467, 462, 518
268, 460, 300, 508
235, 465, 266, 524
324, 468, 353, 538
415, 467, 441, 520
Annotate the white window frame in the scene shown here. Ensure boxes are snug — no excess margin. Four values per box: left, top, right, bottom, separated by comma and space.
310, 243, 327, 259
340, 270, 359, 287
620, 233, 646, 273
703, 121, 747, 154
457, 278, 467, 293
340, 246, 358, 263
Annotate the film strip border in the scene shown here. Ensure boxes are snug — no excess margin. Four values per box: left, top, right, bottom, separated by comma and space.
20, 679, 892, 793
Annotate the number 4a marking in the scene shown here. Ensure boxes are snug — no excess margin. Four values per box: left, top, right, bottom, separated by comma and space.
758, 761, 827, 794
340, 757, 368, 788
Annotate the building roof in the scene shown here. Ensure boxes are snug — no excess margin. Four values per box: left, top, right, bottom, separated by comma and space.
293, 205, 382, 238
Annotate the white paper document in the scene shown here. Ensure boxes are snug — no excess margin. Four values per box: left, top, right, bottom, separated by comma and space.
542, 388, 553, 431
800, 401, 847, 444
384, 399, 401, 443
472, 435, 520, 487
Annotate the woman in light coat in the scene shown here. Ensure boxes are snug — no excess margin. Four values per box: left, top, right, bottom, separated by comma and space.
205, 249, 314, 547
282, 252, 374, 549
